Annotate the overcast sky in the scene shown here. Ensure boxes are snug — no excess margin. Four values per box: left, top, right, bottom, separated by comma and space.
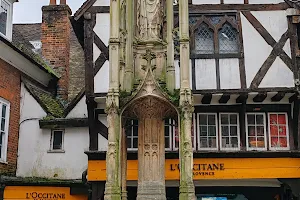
13, 0, 86, 24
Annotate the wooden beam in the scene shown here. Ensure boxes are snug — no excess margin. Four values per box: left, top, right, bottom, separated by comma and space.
219, 94, 230, 104
236, 94, 248, 104
289, 93, 298, 103
237, 12, 247, 89
174, 3, 289, 13
271, 92, 286, 102
93, 32, 109, 58
253, 93, 267, 102
94, 53, 107, 76
293, 98, 300, 150
95, 119, 108, 140
249, 30, 290, 88
201, 94, 212, 104
239, 101, 247, 150
39, 118, 88, 129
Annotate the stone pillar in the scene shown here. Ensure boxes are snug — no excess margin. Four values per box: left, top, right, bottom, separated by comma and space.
124, 0, 134, 92
104, 0, 121, 199
179, 0, 196, 199
166, 0, 175, 93
121, 128, 128, 200
137, 117, 166, 200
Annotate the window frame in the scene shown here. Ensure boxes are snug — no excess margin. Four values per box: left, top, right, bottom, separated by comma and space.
49, 129, 65, 152
268, 112, 290, 151
0, 97, 9, 163
165, 118, 174, 151
219, 113, 240, 151
189, 13, 241, 59
0, 0, 13, 40
126, 120, 138, 151
245, 113, 267, 151
197, 113, 219, 151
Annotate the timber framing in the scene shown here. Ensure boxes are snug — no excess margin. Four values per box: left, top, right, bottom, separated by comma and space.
175, 3, 289, 13
241, 11, 293, 88
75, 2, 291, 17
86, 151, 300, 160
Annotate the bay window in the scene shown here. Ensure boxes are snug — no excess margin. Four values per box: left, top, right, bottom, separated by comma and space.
246, 113, 267, 151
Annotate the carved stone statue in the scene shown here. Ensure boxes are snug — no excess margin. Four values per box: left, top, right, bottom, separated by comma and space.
137, 0, 163, 41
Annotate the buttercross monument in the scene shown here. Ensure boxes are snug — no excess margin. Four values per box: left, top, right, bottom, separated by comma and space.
104, 0, 196, 199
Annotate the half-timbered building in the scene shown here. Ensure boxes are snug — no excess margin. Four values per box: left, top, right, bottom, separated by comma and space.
73, 0, 300, 199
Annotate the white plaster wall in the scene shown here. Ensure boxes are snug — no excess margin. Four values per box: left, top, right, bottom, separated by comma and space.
193, 0, 283, 4
224, 0, 243, 4
17, 84, 89, 179
94, 0, 110, 6
175, 60, 193, 89
195, 59, 217, 90
93, 43, 101, 63
283, 39, 292, 58
94, 13, 110, 46
241, 13, 273, 88
249, 0, 284, 4
251, 11, 288, 42
66, 96, 87, 119
219, 59, 241, 89
94, 61, 109, 93
98, 115, 108, 151
259, 57, 294, 88
192, 0, 219, 4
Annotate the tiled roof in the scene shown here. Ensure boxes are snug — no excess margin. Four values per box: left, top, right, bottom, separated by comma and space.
13, 23, 85, 102
23, 79, 65, 118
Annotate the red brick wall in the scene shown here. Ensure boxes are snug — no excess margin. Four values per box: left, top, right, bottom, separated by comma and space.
0, 59, 21, 175
41, 5, 71, 101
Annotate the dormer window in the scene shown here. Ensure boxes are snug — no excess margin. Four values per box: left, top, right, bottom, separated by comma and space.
0, 0, 12, 39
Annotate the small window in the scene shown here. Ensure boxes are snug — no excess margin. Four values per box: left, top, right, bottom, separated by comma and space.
197, 113, 218, 150
50, 130, 64, 151
125, 120, 138, 151
268, 113, 289, 150
219, 113, 240, 150
165, 119, 174, 151
246, 113, 267, 151
0, 99, 9, 162
0, 0, 10, 37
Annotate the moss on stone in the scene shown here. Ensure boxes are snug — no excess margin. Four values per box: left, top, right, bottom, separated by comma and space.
12, 41, 59, 78
39, 93, 64, 118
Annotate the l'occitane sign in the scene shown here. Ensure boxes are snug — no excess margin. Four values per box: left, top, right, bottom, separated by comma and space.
88, 158, 300, 181
4, 186, 87, 200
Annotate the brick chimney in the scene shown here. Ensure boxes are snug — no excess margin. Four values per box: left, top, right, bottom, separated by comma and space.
42, 0, 72, 102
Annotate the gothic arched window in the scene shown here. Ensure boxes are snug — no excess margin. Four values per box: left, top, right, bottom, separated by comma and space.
218, 23, 239, 54
195, 23, 214, 54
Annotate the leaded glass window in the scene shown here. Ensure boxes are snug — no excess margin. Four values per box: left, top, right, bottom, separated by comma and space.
189, 14, 240, 56
195, 23, 214, 54
218, 23, 239, 54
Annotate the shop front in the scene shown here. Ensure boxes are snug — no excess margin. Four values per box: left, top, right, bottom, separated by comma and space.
88, 157, 300, 200
2, 184, 88, 200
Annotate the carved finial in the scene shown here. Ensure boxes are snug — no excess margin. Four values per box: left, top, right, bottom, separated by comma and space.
141, 49, 156, 71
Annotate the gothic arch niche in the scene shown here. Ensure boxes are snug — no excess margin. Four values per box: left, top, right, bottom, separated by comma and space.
121, 69, 178, 200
